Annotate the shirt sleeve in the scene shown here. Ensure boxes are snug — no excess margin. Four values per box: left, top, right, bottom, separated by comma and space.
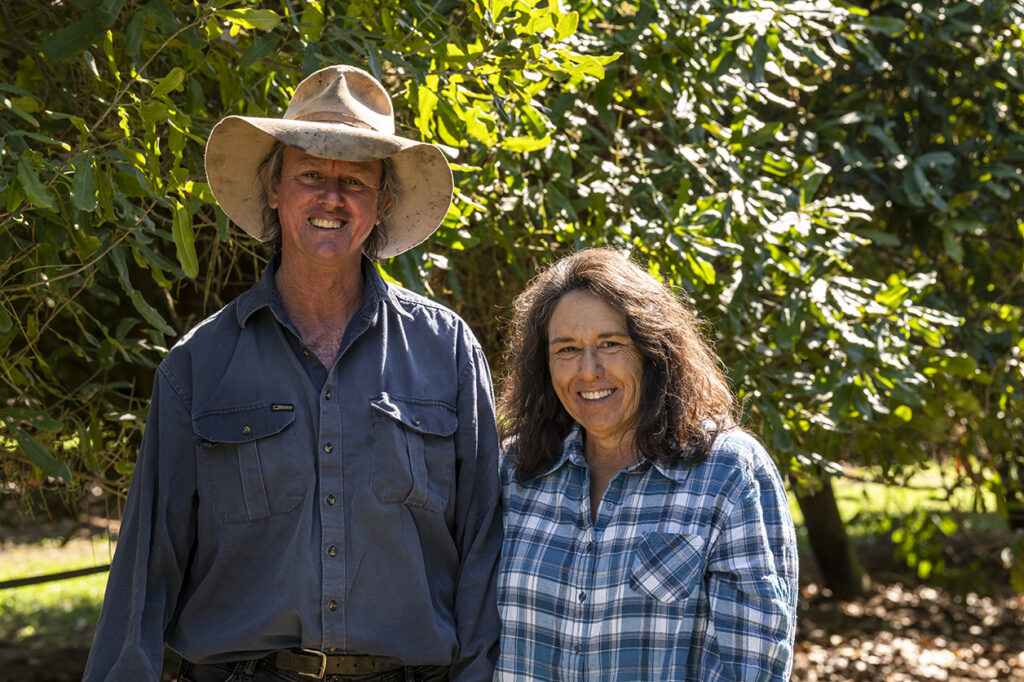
83, 366, 197, 681
448, 343, 502, 682
696, 446, 799, 681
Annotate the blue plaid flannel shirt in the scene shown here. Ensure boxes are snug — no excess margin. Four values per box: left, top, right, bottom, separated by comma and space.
496, 424, 798, 681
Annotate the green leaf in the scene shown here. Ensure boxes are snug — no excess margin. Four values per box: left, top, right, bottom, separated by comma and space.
852, 16, 906, 36
128, 290, 176, 336
893, 405, 913, 421
16, 156, 55, 209
124, 11, 145, 56
0, 305, 11, 333
172, 200, 200, 278
855, 228, 901, 247
501, 135, 551, 152
554, 11, 579, 41
941, 225, 963, 264
914, 164, 950, 212
12, 427, 72, 483
916, 152, 956, 168
221, 8, 282, 31
40, 0, 125, 60
488, 0, 512, 21
876, 282, 910, 308
71, 151, 97, 212
686, 251, 716, 285
151, 67, 186, 98
299, 2, 324, 41
240, 34, 281, 68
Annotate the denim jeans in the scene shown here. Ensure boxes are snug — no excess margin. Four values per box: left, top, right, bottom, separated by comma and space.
178, 658, 449, 682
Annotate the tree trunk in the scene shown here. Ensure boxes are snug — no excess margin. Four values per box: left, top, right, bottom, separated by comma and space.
997, 452, 1024, 532
796, 478, 872, 599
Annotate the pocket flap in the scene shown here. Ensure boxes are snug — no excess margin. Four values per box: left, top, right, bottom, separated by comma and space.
370, 393, 457, 437
194, 403, 296, 444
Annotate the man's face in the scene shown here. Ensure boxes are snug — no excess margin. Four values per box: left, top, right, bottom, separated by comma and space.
269, 146, 385, 273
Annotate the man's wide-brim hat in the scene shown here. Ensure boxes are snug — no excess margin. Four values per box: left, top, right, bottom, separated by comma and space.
205, 65, 453, 259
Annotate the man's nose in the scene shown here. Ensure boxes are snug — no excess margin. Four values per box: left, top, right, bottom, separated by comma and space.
318, 179, 348, 206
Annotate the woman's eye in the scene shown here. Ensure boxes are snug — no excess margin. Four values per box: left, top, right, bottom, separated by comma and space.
554, 346, 577, 355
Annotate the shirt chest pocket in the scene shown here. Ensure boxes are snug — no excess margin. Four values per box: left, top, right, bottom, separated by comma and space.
194, 404, 306, 524
629, 532, 707, 603
370, 393, 457, 514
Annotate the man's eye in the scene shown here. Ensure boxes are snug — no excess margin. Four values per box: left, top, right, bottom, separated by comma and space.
343, 177, 367, 188
300, 171, 321, 180
600, 341, 622, 349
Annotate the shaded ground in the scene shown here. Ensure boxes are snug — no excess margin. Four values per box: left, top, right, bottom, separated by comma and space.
2, 499, 1022, 681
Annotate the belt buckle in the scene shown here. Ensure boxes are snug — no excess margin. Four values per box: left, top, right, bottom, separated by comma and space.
297, 649, 328, 679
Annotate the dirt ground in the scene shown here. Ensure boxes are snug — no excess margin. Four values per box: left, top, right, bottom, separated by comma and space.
2, 500, 1022, 681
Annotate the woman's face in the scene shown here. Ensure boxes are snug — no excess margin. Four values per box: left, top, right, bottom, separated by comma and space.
547, 290, 644, 456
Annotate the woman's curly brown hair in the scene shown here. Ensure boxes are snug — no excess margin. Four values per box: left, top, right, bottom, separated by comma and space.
498, 247, 738, 480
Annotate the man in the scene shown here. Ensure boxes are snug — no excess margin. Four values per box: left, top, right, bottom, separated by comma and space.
83, 65, 501, 681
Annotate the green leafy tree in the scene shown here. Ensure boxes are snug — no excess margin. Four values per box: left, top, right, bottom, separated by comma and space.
803, 0, 1024, 590
2, 0, 1021, 595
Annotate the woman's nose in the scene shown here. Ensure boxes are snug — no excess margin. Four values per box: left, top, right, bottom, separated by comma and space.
578, 347, 603, 378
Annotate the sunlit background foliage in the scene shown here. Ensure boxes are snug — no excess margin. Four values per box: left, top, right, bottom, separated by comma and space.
1, 0, 1022, 593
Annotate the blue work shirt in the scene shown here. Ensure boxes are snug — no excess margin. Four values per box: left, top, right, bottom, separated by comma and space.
84, 256, 502, 681
496, 424, 797, 681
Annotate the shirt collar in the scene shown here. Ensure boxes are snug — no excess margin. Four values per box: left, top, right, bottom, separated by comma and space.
539, 422, 692, 486
234, 253, 414, 328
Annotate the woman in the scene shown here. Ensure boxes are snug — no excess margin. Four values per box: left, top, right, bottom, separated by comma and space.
496, 248, 797, 681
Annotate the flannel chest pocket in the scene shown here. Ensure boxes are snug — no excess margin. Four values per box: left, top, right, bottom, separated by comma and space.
629, 532, 706, 603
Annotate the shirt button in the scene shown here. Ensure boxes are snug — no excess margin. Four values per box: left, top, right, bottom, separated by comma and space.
328, 600, 338, 611
326, 494, 336, 505
578, 591, 586, 602
585, 542, 594, 553
575, 644, 583, 654
324, 443, 333, 453
303, 349, 310, 357
328, 545, 337, 557
413, 418, 420, 426
241, 425, 251, 435
325, 390, 331, 400
603, 500, 614, 510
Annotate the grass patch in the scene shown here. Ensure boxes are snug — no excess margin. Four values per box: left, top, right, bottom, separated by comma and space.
788, 462, 1001, 534
0, 536, 113, 645
788, 463, 1011, 591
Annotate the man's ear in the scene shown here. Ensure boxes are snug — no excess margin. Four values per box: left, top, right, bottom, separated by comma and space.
267, 179, 279, 210
377, 195, 392, 225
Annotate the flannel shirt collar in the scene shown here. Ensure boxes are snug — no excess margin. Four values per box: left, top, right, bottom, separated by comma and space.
539, 422, 692, 487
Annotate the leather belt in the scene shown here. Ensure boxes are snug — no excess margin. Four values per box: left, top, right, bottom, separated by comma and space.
264, 649, 404, 679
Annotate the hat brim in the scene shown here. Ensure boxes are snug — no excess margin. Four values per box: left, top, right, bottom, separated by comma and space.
204, 116, 454, 259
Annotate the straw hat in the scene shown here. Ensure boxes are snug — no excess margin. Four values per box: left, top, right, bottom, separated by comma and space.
204, 65, 453, 258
